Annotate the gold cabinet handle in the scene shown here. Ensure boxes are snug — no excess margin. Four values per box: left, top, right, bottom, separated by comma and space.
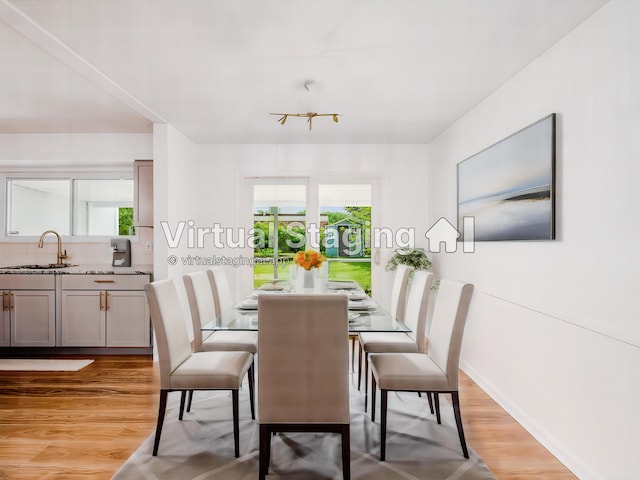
99, 291, 104, 311
9, 292, 14, 311
105, 291, 109, 311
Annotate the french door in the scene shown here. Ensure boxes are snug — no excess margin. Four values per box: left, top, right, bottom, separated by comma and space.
242, 177, 380, 298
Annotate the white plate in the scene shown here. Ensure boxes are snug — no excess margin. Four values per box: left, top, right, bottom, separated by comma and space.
348, 299, 376, 311
235, 299, 258, 310
327, 281, 359, 290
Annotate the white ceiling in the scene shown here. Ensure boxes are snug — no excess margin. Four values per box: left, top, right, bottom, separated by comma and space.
0, 0, 609, 145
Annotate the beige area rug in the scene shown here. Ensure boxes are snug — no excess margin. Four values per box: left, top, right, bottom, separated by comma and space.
0, 359, 94, 371
113, 378, 496, 480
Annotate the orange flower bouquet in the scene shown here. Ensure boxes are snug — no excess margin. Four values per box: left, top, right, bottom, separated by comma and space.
294, 249, 326, 270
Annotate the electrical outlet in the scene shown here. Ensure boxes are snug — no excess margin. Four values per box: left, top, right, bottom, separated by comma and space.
145, 241, 153, 253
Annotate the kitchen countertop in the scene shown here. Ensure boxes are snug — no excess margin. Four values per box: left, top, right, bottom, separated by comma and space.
0, 264, 153, 275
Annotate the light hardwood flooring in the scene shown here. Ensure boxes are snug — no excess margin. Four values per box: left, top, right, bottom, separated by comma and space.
0, 355, 576, 479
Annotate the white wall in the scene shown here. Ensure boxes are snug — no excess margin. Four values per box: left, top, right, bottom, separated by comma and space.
427, 1, 639, 478
155, 143, 429, 308
152, 124, 201, 337
0, 133, 152, 167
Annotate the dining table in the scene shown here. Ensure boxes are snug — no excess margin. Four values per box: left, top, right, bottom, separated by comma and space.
201, 279, 410, 334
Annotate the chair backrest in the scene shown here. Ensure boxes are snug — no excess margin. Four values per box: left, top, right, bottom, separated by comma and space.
258, 294, 349, 424
183, 271, 215, 352
207, 267, 233, 317
404, 271, 435, 353
144, 279, 192, 389
390, 264, 413, 322
427, 279, 474, 389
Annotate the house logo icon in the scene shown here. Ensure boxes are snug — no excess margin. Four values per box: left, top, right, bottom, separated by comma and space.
425, 217, 475, 253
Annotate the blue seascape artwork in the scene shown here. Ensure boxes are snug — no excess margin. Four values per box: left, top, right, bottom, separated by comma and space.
457, 114, 555, 241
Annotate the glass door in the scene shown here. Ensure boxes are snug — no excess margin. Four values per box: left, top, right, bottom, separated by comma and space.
317, 183, 373, 295
252, 180, 307, 288
244, 177, 379, 297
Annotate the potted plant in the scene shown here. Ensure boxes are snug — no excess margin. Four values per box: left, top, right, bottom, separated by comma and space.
385, 247, 438, 290
385, 247, 432, 273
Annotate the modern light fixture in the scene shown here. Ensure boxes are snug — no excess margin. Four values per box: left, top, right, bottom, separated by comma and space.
271, 80, 341, 131
270, 112, 341, 131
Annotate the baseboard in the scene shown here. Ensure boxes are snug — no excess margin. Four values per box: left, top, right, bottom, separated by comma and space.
460, 360, 601, 480
0, 346, 153, 356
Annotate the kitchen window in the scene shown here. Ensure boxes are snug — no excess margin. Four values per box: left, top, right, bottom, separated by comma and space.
4, 175, 134, 238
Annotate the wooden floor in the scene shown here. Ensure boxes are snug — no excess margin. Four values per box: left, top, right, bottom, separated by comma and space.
0, 355, 576, 479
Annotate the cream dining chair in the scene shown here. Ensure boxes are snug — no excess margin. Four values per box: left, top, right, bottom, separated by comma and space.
357, 264, 412, 390
207, 266, 234, 316
183, 270, 258, 414
144, 278, 255, 457
257, 294, 350, 480
359, 270, 435, 412
358, 265, 416, 396
369, 279, 474, 460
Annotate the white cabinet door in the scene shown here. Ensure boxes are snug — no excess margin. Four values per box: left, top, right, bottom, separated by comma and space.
1, 291, 10, 346
10, 290, 55, 347
106, 290, 150, 347
61, 291, 105, 347
134, 160, 153, 227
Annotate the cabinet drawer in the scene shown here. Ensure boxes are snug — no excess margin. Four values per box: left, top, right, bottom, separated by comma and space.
61, 274, 150, 291
0, 274, 55, 290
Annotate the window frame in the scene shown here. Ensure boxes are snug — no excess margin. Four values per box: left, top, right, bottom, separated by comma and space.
1, 169, 136, 243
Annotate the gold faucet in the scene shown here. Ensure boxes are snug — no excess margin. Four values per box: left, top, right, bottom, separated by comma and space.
37, 230, 68, 265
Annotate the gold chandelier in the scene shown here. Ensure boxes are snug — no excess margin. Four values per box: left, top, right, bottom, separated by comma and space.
270, 112, 341, 131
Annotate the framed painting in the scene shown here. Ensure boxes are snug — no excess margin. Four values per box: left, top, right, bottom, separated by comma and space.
457, 113, 556, 241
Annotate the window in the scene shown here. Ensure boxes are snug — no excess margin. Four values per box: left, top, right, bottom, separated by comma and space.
252, 182, 307, 286
5, 175, 134, 238
319, 183, 372, 294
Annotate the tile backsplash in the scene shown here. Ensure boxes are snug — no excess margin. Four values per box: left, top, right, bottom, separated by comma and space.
0, 227, 154, 267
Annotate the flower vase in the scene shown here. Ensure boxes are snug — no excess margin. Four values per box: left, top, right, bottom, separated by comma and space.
297, 267, 318, 289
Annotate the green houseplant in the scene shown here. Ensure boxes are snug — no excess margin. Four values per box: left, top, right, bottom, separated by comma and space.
385, 247, 432, 273
385, 247, 438, 290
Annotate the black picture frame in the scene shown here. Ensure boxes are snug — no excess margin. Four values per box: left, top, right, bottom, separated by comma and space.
457, 113, 556, 241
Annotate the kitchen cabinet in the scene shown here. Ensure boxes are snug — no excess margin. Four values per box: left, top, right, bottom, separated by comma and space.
134, 159, 153, 227
61, 274, 150, 347
0, 275, 55, 347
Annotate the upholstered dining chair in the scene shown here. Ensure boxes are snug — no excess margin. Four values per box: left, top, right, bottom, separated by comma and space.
144, 279, 255, 457
183, 271, 258, 413
207, 266, 234, 316
358, 268, 429, 412
369, 279, 474, 461
357, 264, 413, 391
257, 294, 350, 480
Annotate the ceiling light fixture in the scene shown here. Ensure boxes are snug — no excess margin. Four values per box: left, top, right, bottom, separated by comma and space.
270, 112, 341, 131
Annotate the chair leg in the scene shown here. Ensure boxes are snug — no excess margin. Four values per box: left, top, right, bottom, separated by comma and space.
341, 424, 350, 480
152, 390, 168, 456
357, 342, 363, 390
232, 389, 240, 458
426, 392, 434, 414
371, 376, 377, 422
186, 390, 193, 413
179, 390, 187, 420
451, 392, 469, 459
259, 424, 270, 480
364, 352, 369, 412
380, 389, 388, 461
248, 362, 256, 420
265, 427, 272, 469
350, 335, 356, 372
434, 392, 441, 424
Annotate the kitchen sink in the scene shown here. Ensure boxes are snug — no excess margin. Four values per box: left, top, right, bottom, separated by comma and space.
0, 264, 78, 270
